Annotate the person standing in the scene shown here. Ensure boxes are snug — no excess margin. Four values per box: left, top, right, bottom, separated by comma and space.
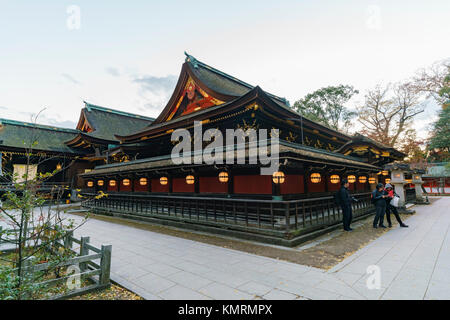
384, 183, 408, 228
372, 183, 387, 228
338, 179, 355, 232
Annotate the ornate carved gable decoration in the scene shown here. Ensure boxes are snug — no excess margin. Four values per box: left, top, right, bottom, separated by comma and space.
77, 111, 93, 133
343, 145, 388, 157
166, 77, 224, 122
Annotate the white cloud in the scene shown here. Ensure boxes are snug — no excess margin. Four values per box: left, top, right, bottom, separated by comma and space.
61, 73, 81, 85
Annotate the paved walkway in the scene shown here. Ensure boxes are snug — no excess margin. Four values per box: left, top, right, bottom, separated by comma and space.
68, 197, 449, 300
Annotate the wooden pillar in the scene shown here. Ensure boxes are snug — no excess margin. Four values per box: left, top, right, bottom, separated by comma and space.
168, 176, 173, 194
194, 173, 199, 194
228, 172, 234, 196
303, 171, 309, 195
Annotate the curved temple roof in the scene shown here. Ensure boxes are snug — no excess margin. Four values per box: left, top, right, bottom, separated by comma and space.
0, 118, 82, 155
0, 53, 405, 168
115, 53, 353, 145
336, 133, 406, 165
66, 102, 155, 148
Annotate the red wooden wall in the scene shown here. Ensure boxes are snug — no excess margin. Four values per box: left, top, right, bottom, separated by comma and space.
327, 179, 341, 192
151, 178, 169, 193
307, 178, 326, 193
119, 180, 132, 192
280, 175, 304, 194
172, 178, 195, 193
134, 180, 149, 192
199, 176, 228, 194
234, 175, 272, 194
107, 181, 118, 192
109, 174, 371, 195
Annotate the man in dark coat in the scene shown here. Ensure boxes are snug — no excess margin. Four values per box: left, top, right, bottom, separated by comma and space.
372, 183, 387, 228
338, 179, 355, 232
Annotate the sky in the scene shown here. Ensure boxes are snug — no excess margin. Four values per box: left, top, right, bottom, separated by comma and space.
0, 0, 449, 139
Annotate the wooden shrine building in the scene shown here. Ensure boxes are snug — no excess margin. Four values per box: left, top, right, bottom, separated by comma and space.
0, 102, 154, 196
1, 54, 406, 245
77, 54, 406, 245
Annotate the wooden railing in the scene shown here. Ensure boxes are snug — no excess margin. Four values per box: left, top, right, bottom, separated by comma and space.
81, 192, 374, 240
0, 227, 112, 300
0, 182, 70, 190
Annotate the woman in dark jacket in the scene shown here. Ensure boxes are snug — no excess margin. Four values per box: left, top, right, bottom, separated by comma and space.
384, 183, 408, 228
372, 183, 387, 228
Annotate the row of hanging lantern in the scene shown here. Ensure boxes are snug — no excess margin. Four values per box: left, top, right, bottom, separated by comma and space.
88, 178, 146, 187
271, 172, 378, 185
87, 171, 383, 188
88, 172, 231, 187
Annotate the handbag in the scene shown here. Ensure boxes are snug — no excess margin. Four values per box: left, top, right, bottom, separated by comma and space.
390, 196, 399, 207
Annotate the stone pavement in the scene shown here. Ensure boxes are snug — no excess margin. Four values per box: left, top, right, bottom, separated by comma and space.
328, 197, 450, 300
66, 197, 449, 300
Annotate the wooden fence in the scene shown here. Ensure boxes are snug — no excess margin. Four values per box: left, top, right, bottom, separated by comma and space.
0, 227, 112, 300
81, 192, 375, 243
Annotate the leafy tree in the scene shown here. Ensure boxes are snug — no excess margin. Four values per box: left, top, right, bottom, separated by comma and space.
398, 128, 426, 163
292, 85, 359, 131
357, 82, 424, 147
427, 106, 450, 162
424, 60, 450, 162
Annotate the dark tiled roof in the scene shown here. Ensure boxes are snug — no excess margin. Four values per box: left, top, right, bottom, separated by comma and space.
185, 53, 291, 109
81, 139, 378, 177
0, 118, 82, 154
82, 102, 155, 142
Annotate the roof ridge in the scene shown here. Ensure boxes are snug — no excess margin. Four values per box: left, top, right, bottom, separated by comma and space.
184, 52, 290, 106
353, 132, 394, 150
279, 139, 369, 163
0, 118, 79, 134
83, 101, 155, 121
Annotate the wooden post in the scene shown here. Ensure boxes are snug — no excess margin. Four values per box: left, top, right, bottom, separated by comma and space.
99, 245, 112, 286
303, 171, 309, 194
21, 257, 33, 299
285, 203, 290, 232
194, 173, 199, 194
64, 230, 73, 250
228, 172, 234, 196
79, 236, 90, 272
